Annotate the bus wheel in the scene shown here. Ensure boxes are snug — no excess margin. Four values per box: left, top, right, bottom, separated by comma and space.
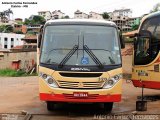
47, 101, 55, 111
104, 102, 113, 112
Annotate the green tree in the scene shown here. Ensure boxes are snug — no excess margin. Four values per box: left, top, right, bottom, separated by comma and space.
0, 25, 13, 33
131, 24, 139, 30
0, 9, 13, 22
0, 25, 6, 32
15, 30, 23, 34
24, 18, 31, 25
150, 3, 160, 13
24, 15, 46, 25
102, 12, 110, 19
64, 15, 70, 19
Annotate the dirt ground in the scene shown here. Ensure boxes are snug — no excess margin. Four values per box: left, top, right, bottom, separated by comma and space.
0, 44, 160, 119
0, 76, 160, 115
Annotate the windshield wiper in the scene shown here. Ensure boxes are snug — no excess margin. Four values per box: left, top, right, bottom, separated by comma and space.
83, 45, 103, 68
109, 57, 115, 64
58, 45, 78, 68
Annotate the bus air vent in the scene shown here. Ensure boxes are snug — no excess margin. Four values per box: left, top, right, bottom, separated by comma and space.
59, 73, 102, 77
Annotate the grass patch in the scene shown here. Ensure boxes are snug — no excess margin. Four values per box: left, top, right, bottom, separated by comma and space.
0, 69, 37, 77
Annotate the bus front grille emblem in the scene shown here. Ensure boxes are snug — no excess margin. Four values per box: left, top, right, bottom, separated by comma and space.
78, 82, 83, 88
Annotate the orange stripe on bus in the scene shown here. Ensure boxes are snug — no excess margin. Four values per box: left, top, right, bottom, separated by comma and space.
39, 93, 121, 102
132, 80, 160, 89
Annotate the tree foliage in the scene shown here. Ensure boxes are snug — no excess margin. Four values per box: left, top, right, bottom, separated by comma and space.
131, 24, 139, 30
150, 3, 160, 13
0, 25, 13, 33
102, 12, 110, 19
0, 9, 13, 22
24, 15, 46, 25
64, 15, 70, 19
15, 30, 23, 34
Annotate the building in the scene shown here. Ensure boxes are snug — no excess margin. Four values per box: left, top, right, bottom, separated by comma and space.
0, 16, 9, 23
19, 34, 37, 51
27, 24, 41, 34
10, 34, 37, 52
128, 17, 141, 27
109, 15, 131, 31
112, 8, 132, 17
14, 24, 27, 34
14, 18, 23, 23
52, 10, 65, 19
108, 8, 134, 32
22, 34, 37, 44
0, 19, 17, 26
38, 11, 52, 21
74, 10, 89, 19
0, 33, 25, 49
89, 11, 103, 20
14, 18, 26, 33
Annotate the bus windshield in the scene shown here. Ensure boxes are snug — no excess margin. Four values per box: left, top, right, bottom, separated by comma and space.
40, 25, 121, 66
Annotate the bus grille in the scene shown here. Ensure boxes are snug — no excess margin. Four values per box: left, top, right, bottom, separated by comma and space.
57, 80, 104, 89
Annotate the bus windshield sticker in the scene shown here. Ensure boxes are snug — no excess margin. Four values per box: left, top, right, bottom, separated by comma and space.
81, 57, 89, 65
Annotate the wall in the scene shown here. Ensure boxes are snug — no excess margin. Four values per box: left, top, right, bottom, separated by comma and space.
0, 51, 37, 71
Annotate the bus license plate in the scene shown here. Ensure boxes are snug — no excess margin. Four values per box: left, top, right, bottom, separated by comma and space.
73, 92, 88, 97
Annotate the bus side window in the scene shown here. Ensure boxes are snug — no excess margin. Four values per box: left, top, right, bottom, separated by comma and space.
154, 23, 160, 40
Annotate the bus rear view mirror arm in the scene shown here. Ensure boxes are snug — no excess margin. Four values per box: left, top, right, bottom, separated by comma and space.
118, 27, 125, 49
38, 25, 44, 49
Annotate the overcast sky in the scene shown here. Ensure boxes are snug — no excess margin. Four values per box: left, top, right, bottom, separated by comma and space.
0, 0, 160, 20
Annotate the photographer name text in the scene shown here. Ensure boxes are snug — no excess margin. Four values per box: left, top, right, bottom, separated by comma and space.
1, 2, 37, 8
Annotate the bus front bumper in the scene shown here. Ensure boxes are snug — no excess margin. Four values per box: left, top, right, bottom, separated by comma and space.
40, 93, 121, 103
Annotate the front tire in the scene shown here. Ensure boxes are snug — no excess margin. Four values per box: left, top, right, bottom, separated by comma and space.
47, 101, 55, 111
104, 102, 113, 112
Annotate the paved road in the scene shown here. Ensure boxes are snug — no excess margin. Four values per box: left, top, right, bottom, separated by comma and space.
0, 76, 160, 119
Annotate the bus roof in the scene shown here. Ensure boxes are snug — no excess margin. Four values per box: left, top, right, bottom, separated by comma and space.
45, 19, 117, 27
142, 11, 160, 22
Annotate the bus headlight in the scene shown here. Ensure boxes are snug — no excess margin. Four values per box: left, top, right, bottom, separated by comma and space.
39, 72, 58, 88
103, 74, 122, 89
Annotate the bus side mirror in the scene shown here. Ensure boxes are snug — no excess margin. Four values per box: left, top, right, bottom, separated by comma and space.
133, 37, 137, 50
118, 27, 125, 49
133, 33, 139, 50
38, 33, 42, 48
38, 25, 44, 48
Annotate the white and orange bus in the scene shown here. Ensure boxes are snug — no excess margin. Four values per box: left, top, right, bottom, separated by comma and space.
38, 19, 125, 111
132, 11, 160, 89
